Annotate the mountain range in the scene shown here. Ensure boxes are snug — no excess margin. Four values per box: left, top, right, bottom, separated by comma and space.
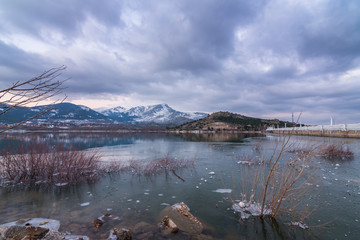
0, 102, 208, 126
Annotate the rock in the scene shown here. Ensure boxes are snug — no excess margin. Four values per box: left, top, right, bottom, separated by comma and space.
64, 235, 89, 240
0, 219, 90, 240
0, 218, 60, 231
160, 216, 179, 233
43, 229, 66, 240
113, 227, 132, 240
93, 218, 104, 229
25, 226, 50, 239
0, 226, 27, 240
159, 202, 203, 235
0, 225, 49, 240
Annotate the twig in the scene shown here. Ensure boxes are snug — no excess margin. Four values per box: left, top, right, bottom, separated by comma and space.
172, 169, 185, 182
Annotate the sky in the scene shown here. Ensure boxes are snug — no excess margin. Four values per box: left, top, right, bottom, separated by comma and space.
0, 0, 359, 125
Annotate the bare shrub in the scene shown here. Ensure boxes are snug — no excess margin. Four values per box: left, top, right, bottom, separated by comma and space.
288, 146, 313, 156
128, 158, 145, 175
236, 153, 264, 166
143, 156, 194, 175
117, 156, 195, 181
143, 156, 195, 181
233, 134, 319, 226
0, 142, 100, 187
320, 144, 354, 161
98, 160, 127, 174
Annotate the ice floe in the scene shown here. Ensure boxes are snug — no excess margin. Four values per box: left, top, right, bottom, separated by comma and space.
213, 189, 232, 193
232, 201, 272, 220
290, 221, 309, 229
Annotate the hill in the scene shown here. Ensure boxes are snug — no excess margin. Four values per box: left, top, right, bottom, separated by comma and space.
173, 111, 295, 132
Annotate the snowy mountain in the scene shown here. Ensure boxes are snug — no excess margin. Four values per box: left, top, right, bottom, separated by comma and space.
101, 104, 208, 124
101, 106, 136, 122
0, 102, 208, 126
0, 103, 111, 125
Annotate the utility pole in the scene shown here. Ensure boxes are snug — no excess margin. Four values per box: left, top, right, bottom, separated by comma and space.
292, 112, 294, 123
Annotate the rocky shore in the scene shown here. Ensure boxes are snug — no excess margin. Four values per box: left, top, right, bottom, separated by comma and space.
0, 202, 214, 240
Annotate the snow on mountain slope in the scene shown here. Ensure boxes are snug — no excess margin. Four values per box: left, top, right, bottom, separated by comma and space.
102, 106, 127, 116
0, 102, 111, 125
101, 104, 208, 123
0, 102, 208, 126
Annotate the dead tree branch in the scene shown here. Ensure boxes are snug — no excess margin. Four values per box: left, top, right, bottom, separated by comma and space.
0, 66, 67, 133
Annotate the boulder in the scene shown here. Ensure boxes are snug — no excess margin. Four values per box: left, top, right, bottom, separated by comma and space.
0, 218, 60, 231
25, 226, 50, 239
0, 218, 89, 240
0, 225, 49, 240
93, 218, 104, 229
43, 229, 65, 240
159, 202, 203, 235
0, 226, 27, 240
113, 227, 132, 240
160, 216, 179, 233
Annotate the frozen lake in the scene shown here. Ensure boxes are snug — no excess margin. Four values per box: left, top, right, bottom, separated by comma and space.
0, 132, 359, 239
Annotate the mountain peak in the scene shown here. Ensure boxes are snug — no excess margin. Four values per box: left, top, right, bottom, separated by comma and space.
100, 103, 208, 124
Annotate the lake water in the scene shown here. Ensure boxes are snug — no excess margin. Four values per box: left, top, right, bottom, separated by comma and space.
0, 132, 360, 239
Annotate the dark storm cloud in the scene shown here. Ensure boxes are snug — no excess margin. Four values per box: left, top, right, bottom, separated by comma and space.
1, 0, 123, 40
153, 0, 266, 72
0, 0, 360, 124
0, 40, 50, 88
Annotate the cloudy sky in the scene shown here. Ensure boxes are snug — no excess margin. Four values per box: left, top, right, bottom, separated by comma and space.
0, 0, 359, 124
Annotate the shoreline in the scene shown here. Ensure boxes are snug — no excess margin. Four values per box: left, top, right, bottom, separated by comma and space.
266, 129, 360, 138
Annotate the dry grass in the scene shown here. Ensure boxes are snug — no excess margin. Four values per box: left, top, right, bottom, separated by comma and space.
0, 142, 100, 187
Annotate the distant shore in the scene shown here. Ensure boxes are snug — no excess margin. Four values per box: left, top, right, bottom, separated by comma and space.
267, 129, 360, 138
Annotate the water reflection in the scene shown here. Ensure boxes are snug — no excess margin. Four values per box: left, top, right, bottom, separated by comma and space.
0, 132, 263, 153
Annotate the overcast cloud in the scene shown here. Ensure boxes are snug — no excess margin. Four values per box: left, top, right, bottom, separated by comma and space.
0, 0, 359, 124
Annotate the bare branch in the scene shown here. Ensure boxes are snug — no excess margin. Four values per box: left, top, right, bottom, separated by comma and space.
0, 66, 67, 132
